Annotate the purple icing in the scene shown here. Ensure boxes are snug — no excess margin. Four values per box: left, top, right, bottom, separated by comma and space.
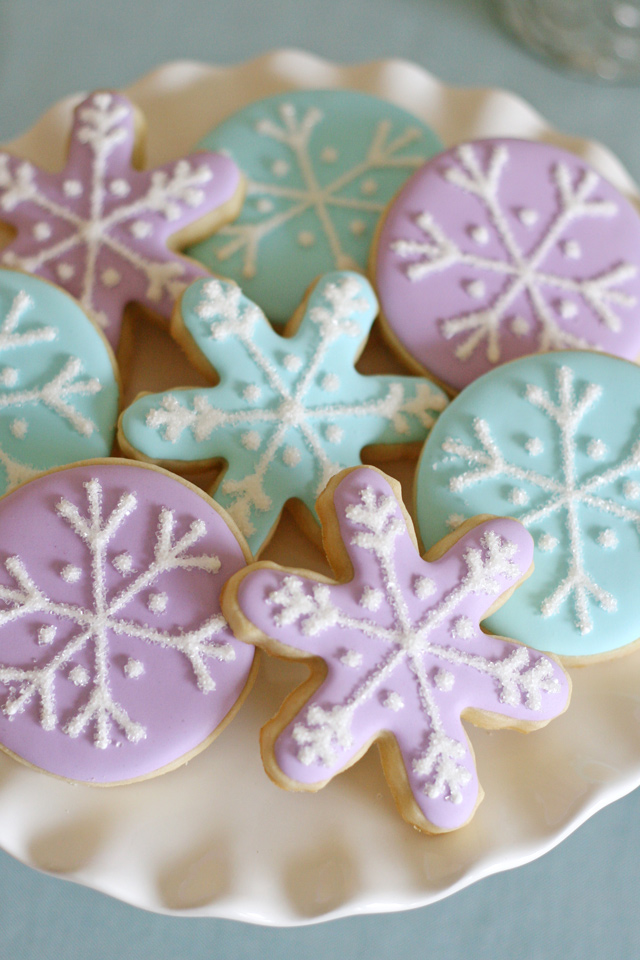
236, 467, 570, 832
0, 461, 254, 783
0, 91, 241, 350
375, 138, 640, 392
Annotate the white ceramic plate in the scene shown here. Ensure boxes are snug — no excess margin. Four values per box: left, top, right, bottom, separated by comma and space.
1, 51, 640, 926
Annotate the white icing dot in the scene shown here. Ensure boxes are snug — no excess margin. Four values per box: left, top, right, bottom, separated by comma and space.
243, 384, 261, 403
434, 669, 455, 692
112, 552, 134, 576
56, 263, 75, 281
124, 658, 144, 679
130, 220, 152, 239
297, 230, 315, 248
283, 353, 302, 372
0, 367, 17, 388
110, 179, 130, 197
624, 480, 640, 500
241, 430, 261, 451
10, 418, 27, 439
341, 650, 362, 668
597, 528, 618, 549
518, 207, 538, 226
587, 438, 607, 460
101, 268, 121, 288
465, 279, 486, 300
350, 219, 367, 236
383, 692, 404, 712
360, 586, 383, 611
283, 446, 301, 467
63, 179, 82, 198
414, 576, 436, 599
321, 146, 338, 163
256, 198, 274, 213
325, 424, 344, 444
321, 373, 340, 392
559, 299, 578, 320
38, 625, 56, 646
525, 437, 544, 456
446, 513, 465, 530
33, 222, 52, 241
539, 533, 558, 552
511, 316, 530, 337
69, 665, 89, 687
148, 592, 168, 614
272, 159, 289, 177
361, 178, 378, 195
61, 564, 82, 583
509, 487, 529, 506
562, 239, 581, 259
470, 225, 490, 245
452, 615, 475, 640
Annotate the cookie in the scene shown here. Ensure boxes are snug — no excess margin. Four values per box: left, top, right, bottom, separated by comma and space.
0, 268, 118, 493
416, 350, 640, 662
372, 138, 640, 393
186, 90, 443, 325
0, 459, 257, 784
118, 271, 448, 557
0, 91, 243, 352
221, 466, 570, 834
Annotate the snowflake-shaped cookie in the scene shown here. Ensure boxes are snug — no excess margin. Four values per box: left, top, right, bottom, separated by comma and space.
0, 91, 242, 350
223, 467, 570, 834
0, 268, 118, 492
374, 138, 640, 392
186, 90, 442, 324
119, 271, 448, 556
0, 462, 255, 783
417, 350, 640, 659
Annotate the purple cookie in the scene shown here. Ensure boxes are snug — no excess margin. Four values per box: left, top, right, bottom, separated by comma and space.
374, 138, 640, 393
0, 91, 242, 352
0, 461, 256, 784
225, 466, 570, 834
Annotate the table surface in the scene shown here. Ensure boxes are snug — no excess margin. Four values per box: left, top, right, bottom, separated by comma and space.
1, 1, 639, 957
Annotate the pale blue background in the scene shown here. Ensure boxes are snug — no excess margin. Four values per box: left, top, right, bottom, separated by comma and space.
1, 1, 639, 957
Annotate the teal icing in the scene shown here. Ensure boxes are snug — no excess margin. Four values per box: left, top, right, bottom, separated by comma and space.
121, 271, 448, 555
0, 270, 118, 493
185, 90, 443, 324
416, 350, 640, 658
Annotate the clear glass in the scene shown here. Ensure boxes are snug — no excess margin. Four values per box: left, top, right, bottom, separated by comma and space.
501, 0, 640, 80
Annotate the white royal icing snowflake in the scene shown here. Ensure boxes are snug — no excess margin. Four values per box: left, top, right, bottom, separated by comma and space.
439, 363, 640, 635
0, 477, 234, 749
241, 469, 567, 829
123, 272, 447, 554
392, 142, 637, 364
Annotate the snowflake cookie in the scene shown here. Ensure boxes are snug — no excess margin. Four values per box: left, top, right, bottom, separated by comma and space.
0, 91, 243, 351
221, 466, 570, 834
118, 271, 448, 556
186, 90, 443, 324
0, 268, 118, 492
416, 350, 640, 660
373, 138, 640, 393
0, 461, 256, 783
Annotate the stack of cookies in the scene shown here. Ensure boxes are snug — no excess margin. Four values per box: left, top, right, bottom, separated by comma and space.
0, 82, 638, 835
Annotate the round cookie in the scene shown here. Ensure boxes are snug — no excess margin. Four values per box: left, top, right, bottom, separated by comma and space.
372, 138, 640, 393
186, 90, 443, 324
118, 271, 448, 557
416, 350, 640, 661
0, 459, 256, 784
0, 90, 243, 352
0, 268, 118, 492
222, 466, 570, 835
